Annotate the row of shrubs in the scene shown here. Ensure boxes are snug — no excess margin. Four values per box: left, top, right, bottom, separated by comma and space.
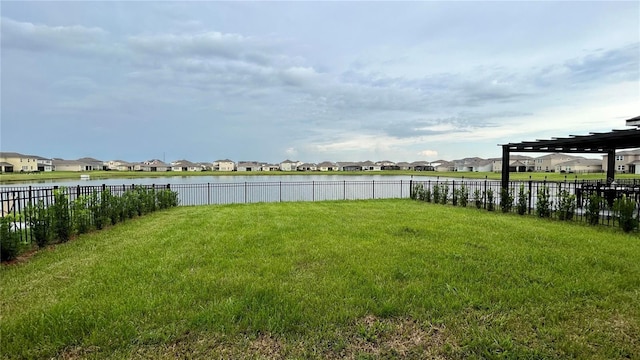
1, 186, 179, 262
410, 182, 638, 232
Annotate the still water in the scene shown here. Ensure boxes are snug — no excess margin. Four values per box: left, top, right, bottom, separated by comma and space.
1, 174, 459, 189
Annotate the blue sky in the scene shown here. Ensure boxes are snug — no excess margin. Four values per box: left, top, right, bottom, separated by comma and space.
1, 1, 638, 163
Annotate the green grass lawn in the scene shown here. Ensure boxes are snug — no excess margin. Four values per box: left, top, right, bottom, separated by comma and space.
1, 200, 639, 359
1, 170, 637, 184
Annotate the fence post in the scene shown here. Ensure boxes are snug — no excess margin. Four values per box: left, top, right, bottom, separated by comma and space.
372, 180, 375, 199
279, 181, 282, 202
452, 180, 456, 206
528, 180, 533, 215
343, 180, 346, 200
401, 180, 403, 198
312, 181, 315, 202
483, 177, 487, 209
244, 182, 247, 203
208, 183, 211, 205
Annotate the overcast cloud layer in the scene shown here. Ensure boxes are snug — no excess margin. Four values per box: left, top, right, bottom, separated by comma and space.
1, 1, 638, 163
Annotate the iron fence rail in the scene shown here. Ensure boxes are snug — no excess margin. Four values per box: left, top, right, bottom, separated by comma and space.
2, 179, 639, 245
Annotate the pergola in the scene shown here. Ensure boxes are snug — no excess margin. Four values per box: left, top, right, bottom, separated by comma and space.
500, 115, 640, 190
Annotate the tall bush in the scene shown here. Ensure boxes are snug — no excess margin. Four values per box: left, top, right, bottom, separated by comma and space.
71, 195, 92, 235
50, 188, 71, 242
585, 193, 602, 226
536, 185, 552, 218
157, 189, 179, 209
433, 184, 441, 205
517, 184, 528, 215
0, 217, 23, 262
613, 195, 638, 232
473, 189, 483, 209
486, 189, 495, 211
410, 183, 422, 200
500, 188, 513, 213
557, 190, 576, 221
25, 200, 50, 248
456, 185, 469, 207
440, 183, 449, 205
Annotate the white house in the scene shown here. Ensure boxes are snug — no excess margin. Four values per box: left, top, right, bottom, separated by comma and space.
213, 159, 236, 171
280, 160, 302, 171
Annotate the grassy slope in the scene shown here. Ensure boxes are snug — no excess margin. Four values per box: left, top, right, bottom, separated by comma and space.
1, 200, 639, 359
1, 170, 638, 184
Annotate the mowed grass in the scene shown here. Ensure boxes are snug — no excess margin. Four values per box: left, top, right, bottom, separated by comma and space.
1, 200, 639, 359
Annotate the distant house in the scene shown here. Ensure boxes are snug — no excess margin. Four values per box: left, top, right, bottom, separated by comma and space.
261, 163, 280, 171
297, 163, 317, 171
602, 149, 640, 174
376, 160, 398, 170
213, 159, 235, 172
280, 160, 302, 171
396, 162, 412, 171
491, 155, 534, 173
0, 152, 47, 172
53, 159, 94, 172
196, 162, 213, 171
359, 161, 381, 171
107, 160, 133, 171
237, 161, 262, 172
76, 157, 104, 171
435, 161, 455, 172
555, 159, 602, 173
171, 160, 201, 172
533, 154, 584, 172
339, 162, 363, 171
134, 159, 170, 172
317, 161, 339, 171
411, 161, 434, 171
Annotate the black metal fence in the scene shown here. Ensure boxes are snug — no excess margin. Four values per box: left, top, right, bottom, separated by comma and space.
2, 179, 639, 245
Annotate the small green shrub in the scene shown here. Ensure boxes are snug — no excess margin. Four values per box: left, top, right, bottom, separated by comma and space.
486, 189, 495, 212
433, 184, 441, 204
157, 189, 179, 209
410, 183, 422, 200
90, 190, 108, 230
72, 195, 92, 235
440, 183, 449, 205
25, 200, 50, 248
536, 185, 552, 218
613, 195, 638, 232
517, 184, 528, 215
456, 185, 469, 207
557, 190, 576, 221
424, 187, 432, 203
500, 188, 513, 213
585, 193, 602, 226
0, 217, 23, 262
50, 188, 71, 242
474, 189, 483, 209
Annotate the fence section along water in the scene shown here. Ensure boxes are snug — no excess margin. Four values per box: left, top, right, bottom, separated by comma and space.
2, 179, 639, 244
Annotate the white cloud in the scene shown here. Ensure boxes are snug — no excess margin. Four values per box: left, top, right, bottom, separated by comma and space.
417, 150, 438, 158
1, 17, 108, 53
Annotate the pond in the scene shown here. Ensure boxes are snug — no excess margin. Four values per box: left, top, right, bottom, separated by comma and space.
0, 173, 460, 189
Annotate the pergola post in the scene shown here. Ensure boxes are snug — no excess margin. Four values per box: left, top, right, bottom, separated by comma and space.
501, 145, 510, 191
606, 148, 616, 185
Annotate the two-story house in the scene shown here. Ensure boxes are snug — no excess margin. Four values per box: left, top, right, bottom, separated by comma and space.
533, 154, 584, 172
602, 149, 640, 174
0, 152, 42, 172
213, 159, 236, 171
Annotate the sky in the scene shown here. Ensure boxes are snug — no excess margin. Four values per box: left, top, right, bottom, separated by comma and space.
1, 1, 638, 164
